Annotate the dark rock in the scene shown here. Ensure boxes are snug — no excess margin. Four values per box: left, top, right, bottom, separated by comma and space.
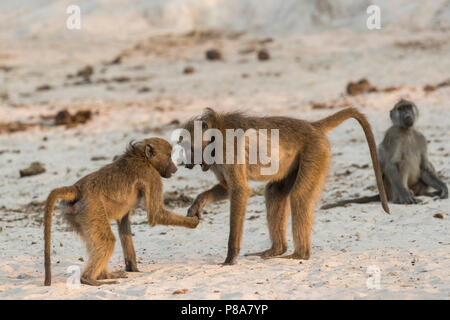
20, 162, 46, 178
257, 49, 270, 61
183, 66, 195, 74
36, 84, 52, 91
205, 49, 222, 61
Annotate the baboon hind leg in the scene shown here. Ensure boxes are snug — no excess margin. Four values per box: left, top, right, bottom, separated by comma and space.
80, 214, 117, 286
283, 146, 330, 260
246, 180, 290, 258
117, 212, 139, 272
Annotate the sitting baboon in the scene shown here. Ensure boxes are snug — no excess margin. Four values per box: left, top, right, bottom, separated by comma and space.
322, 99, 448, 209
44, 138, 199, 286
180, 107, 389, 265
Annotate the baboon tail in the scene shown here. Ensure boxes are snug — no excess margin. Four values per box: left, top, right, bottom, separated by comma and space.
312, 107, 390, 214
321, 195, 380, 210
44, 186, 78, 286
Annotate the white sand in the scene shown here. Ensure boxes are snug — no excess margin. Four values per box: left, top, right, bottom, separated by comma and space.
0, 1, 449, 299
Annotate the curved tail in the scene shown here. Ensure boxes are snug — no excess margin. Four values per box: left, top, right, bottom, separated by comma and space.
312, 107, 390, 214
44, 186, 79, 286
321, 194, 380, 210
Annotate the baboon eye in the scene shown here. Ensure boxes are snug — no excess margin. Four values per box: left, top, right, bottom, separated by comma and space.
202, 121, 208, 130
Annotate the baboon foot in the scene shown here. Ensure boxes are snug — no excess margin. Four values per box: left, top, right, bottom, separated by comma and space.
395, 195, 422, 205
245, 246, 287, 259
280, 250, 310, 260
222, 255, 237, 266
98, 270, 128, 280
125, 263, 140, 272
80, 277, 118, 286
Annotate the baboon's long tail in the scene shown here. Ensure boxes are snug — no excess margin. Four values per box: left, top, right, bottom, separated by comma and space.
321, 195, 380, 210
44, 186, 78, 286
312, 107, 390, 214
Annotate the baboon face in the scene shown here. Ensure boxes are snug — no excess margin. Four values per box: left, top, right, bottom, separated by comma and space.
181, 119, 212, 172
390, 99, 418, 128
142, 138, 178, 178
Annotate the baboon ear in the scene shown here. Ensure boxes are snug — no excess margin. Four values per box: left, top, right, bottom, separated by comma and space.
145, 144, 155, 158
390, 108, 395, 120
202, 121, 208, 130
413, 104, 419, 118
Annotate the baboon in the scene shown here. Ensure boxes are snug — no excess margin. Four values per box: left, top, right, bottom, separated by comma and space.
322, 99, 448, 209
44, 138, 199, 286
181, 107, 389, 265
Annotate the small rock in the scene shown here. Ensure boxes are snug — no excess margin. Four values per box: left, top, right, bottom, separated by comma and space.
76, 65, 94, 79
36, 84, 52, 91
72, 110, 92, 124
112, 76, 131, 83
20, 162, 46, 178
257, 49, 270, 61
424, 84, 437, 92
346, 78, 377, 96
55, 110, 72, 125
138, 87, 151, 93
78, 257, 84, 262
183, 66, 195, 74
205, 49, 222, 61
91, 156, 108, 161
54, 109, 92, 126
433, 213, 444, 219
172, 289, 189, 295
311, 102, 329, 110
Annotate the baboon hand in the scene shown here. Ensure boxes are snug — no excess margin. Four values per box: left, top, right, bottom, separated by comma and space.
438, 186, 448, 199
187, 201, 203, 219
395, 193, 422, 204
125, 261, 140, 272
189, 216, 200, 228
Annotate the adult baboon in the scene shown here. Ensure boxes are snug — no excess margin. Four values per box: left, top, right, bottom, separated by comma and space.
181, 107, 389, 265
44, 138, 199, 286
322, 99, 448, 209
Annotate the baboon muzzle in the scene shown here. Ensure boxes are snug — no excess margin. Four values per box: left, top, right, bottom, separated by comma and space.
403, 116, 414, 127
164, 163, 177, 178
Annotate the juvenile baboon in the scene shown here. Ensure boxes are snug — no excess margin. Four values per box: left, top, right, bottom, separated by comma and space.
44, 138, 199, 286
322, 99, 448, 209
181, 107, 389, 265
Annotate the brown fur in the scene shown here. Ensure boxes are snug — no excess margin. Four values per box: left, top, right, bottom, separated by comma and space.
322, 99, 448, 209
44, 138, 199, 286
183, 107, 389, 265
